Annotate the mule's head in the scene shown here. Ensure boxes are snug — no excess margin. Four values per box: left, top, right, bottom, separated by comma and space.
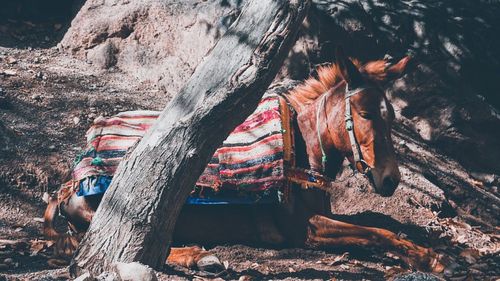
330, 48, 410, 196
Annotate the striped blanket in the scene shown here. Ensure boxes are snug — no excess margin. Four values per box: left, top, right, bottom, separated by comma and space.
72, 94, 292, 204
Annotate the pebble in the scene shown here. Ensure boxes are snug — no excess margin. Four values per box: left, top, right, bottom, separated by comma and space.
113, 262, 158, 281
6, 57, 17, 64
97, 271, 119, 281
49, 145, 56, 151
74, 272, 93, 281
31, 94, 42, 101
340, 264, 350, 270
73, 116, 81, 125
3, 258, 13, 264
2, 69, 17, 76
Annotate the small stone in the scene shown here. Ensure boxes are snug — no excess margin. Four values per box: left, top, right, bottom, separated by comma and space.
73, 116, 81, 125
31, 94, 42, 101
35, 71, 43, 79
238, 275, 253, 281
2, 69, 17, 76
74, 272, 94, 281
49, 145, 56, 151
3, 258, 13, 265
97, 271, 119, 281
113, 262, 158, 281
33, 57, 41, 64
6, 57, 17, 64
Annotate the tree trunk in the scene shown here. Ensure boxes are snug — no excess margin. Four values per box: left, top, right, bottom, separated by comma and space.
70, 0, 309, 275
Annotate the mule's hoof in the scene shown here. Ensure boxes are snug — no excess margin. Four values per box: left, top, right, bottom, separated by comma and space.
196, 255, 224, 273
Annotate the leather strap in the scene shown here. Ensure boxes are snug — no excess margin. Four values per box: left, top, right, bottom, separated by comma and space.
344, 84, 371, 174
315, 83, 372, 174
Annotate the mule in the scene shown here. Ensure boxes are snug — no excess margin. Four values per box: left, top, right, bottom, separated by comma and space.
44, 49, 446, 273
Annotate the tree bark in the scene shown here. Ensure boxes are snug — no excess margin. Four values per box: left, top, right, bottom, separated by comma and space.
70, 0, 309, 275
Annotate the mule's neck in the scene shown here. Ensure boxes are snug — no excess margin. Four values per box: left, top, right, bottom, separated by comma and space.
289, 86, 346, 179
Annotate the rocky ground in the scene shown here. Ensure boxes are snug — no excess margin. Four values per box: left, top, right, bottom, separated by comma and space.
0, 13, 499, 281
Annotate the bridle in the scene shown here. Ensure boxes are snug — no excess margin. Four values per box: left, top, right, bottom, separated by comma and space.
316, 83, 373, 175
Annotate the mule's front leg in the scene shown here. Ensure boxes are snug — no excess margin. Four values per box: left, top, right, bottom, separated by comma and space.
305, 215, 445, 272
167, 246, 224, 273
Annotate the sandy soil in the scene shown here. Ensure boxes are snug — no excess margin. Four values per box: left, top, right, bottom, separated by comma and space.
0, 20, 499, 281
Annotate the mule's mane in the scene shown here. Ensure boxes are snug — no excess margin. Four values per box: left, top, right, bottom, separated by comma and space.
286, 59, 387, 109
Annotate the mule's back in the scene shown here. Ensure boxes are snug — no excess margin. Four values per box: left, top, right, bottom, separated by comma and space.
70, 94, 293, 204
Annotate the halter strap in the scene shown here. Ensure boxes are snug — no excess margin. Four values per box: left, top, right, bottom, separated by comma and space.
316, 93, 329, 172
344, 84, 370, 173
315, 83, 371, 174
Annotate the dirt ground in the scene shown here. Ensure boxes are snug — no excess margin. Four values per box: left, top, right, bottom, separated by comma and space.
0, 19, 499, 281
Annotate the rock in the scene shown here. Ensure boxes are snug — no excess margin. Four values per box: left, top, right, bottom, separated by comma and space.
112, 262, 158, 281
60, 0, 239, 95
74, 272, 95, 281
86, 40, 117, 69
48, 145, 56, 151
238, 276, 253, 281
73, 116, 81, 125
31, 94, 42, 101
3, 258, 13, 265
96, 271, 119, 281
1, 69, 17, 76
6, 57, 17, 65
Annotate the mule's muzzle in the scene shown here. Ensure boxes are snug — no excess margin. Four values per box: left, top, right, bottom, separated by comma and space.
379, 176, 398, 197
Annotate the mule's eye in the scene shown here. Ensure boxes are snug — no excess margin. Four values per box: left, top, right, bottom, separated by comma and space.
359, 111, 373, 119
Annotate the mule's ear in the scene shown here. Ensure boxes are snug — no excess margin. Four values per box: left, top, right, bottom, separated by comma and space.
386, 56, 411, 79
335, 46, 364, 87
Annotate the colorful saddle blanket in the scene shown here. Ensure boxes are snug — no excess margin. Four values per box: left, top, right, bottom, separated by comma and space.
72, 94, 294, 204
